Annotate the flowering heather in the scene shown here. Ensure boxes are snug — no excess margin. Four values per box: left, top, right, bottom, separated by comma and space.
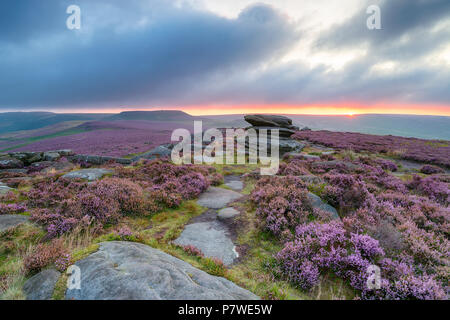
0, 203, 27, 215
23, 239, 67, 274
182, 245, 204, 257
117, 226, 133, 240
10, 121, 189, 157
28, 160, 215, 237
292, 130, 450, 167
420, 165, 445, 175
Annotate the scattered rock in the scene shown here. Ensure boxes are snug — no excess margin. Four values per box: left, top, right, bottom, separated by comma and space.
217, 207, 240, 220
0, 182, 14, 195
0, 214, 29, 232
301, 127, 312, 131
43, 151, 61, 162
0, 156, 24, 169
68, 155, 132, 165
23, 269, 61, 300
62, 168, 113, 181
174, 221, 238, 265
308, 192, 340, 220
65, 241, 258, 300
197, 187, 242, 209
132, 144, 174, 161
42, 161, 75, 173
296, 175, 323, 184
224, 176, 244, 191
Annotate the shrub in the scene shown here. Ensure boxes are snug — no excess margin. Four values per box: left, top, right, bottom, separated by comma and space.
24, 239, 67, 274
420, 165, 445, 175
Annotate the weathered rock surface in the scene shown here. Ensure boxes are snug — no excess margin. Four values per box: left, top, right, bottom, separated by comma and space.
0, 182, 14, 195
68, 154, 132, 165
23, 269, 60, 300
43, 151, 61, 162
244, 114, 298, 131
0, 156, 24, 169
174, 221, 238, 265
308, 192, 340, 220
65, 241, 258, 300
0, 214, 29, 232
246, 126, 296, 138
224, 176, 244, 191
62, 168, 112, 181
197, 187, 242, 209
132, 144, 174, 161
217, 207, 240, 220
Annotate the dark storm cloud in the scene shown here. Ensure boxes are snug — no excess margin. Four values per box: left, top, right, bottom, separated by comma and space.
0, 0, 449, 110
0, 0, 299, 109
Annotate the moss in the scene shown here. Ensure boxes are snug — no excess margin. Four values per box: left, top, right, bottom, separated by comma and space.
52, 273, 69, 300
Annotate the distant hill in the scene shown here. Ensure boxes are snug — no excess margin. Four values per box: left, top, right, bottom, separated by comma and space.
105, 110, 196, 122
0, 112, 106, 134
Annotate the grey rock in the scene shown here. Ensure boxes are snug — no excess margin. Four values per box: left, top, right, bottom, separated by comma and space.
246, 126, 296, 138
308, 192, 340, 220
8, 152, 43, 164
57, 150, 74, 156
65, 241, 258, 300
277, 139, 305, 153
174, 221, 238, 265
132, 144, 173, 161
0, 214, 29, 232
42, 161, 75, 173
0, 182, 14, 195
0, 168, 28, 174
62, 168, 112, 181
300, 154, 321, 160
43, 152, 61, 162
225, 180, 244, 191
301, 127, 312, 131
217, 207, 240, 220
23, 269, 61, 300
0, 156, 24, 169
296, 175, 323, 184
244, 114, 293, 128
69, 155, 132, 165
197, 187, 242, 209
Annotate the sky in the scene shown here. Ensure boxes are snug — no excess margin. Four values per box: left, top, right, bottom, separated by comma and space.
0, 0, 449, 116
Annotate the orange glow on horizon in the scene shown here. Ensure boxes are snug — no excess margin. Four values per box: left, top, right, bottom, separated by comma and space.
48, 102, 450, 117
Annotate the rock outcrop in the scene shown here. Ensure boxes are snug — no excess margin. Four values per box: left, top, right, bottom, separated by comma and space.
65, 241, 258, 300
197, 187, 242, 209
0, 214, 29, 232
62, 168, 113, 181
23, 269, 60, 300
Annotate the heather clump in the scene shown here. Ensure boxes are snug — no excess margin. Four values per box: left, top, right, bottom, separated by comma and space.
420, 165, 445, 175
274, 221, 445, 299
27, 160, 213, 237
0, 203, 27, 215
23, 239, 68, 274
407, 175, 449, 205
250, 176, 325, 237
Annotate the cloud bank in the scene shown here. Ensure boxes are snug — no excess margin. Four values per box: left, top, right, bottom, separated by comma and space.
0, 0, 449, 113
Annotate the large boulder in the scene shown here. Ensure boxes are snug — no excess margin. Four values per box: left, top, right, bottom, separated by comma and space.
308, 192, 340, 220
0, 214, 29, 232
62, 168, 112, 181
43, 151, 61, 162
174, 221, 238, 265
23, 269, 61, 300
132, 144, 174, 161
244, 114, 296, 129
197, 187, 242, 209
65, 241, 258, 300
246, 126, 296, 138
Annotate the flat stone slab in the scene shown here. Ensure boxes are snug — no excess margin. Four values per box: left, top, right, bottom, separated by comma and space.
308, 192, 340, 220
0, 214, 29, 232
66, 241, 257, 300
0, 182, 14, 195
62, 168, 112, 181
225, 180, 244, 191
174, 221, 238, 266
217, 207, 240, 220
197, 187, 242, 209
23, 269, 61, 300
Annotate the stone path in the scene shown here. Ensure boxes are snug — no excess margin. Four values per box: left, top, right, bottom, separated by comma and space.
175, 179, 245, 266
